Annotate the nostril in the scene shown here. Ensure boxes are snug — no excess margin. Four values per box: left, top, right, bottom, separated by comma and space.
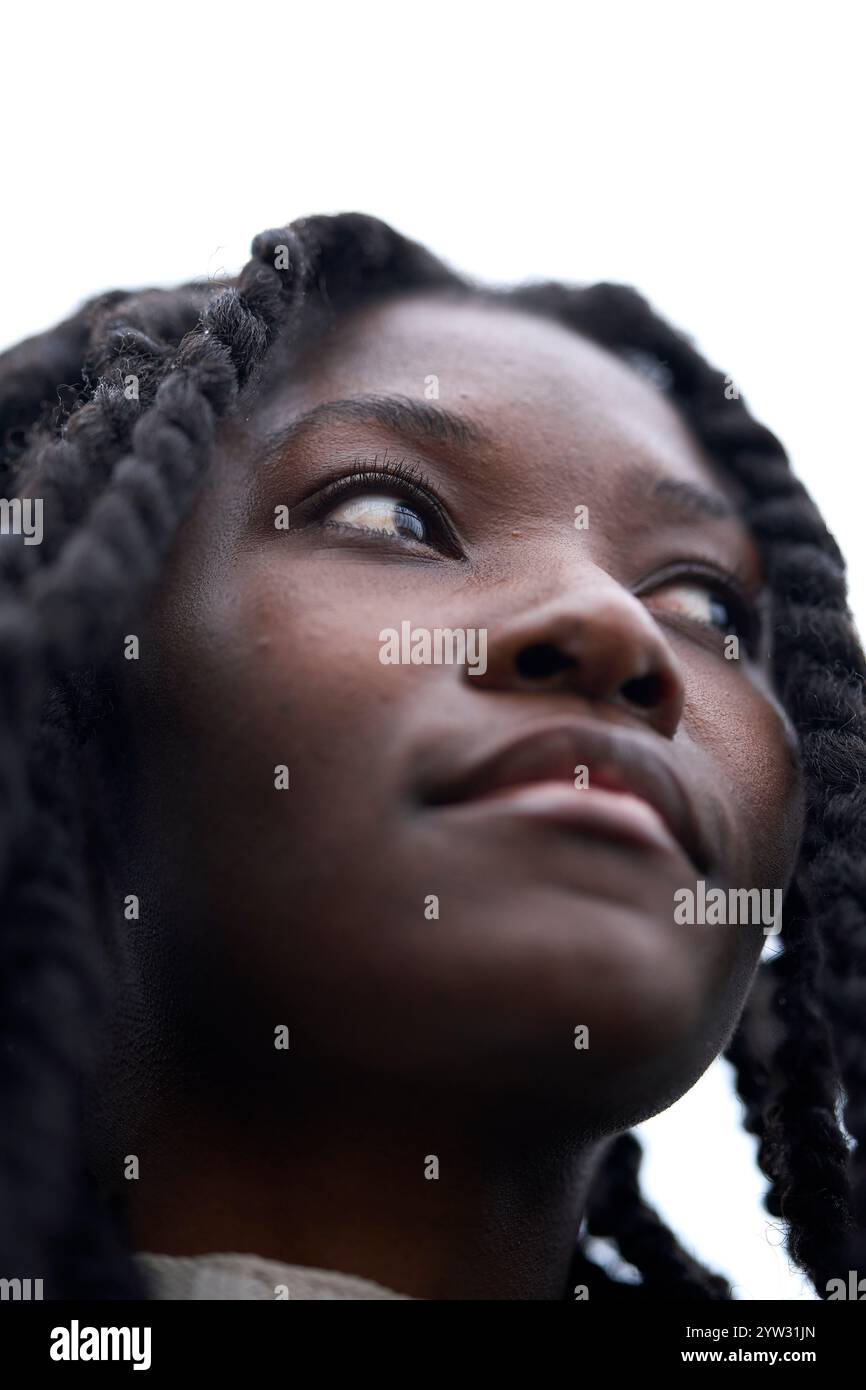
620, 672, 664, 709
515, 643, 575, 680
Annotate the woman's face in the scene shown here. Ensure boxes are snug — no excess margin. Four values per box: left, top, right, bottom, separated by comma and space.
123, 292, 803, 1134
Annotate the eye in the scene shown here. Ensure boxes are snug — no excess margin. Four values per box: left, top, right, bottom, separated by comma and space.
649, 581, 733, 630
323, 492, 427, 543
644, 574, 759, 652
303, 462, 462, 557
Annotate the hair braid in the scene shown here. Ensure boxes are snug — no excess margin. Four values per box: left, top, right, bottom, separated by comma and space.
585, 1133, 731, 1298
0, 238, 309, 1294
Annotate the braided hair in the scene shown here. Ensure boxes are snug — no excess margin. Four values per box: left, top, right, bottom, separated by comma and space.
1, 213, 863, 1300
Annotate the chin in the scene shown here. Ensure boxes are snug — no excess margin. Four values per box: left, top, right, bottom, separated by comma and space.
327, 900, 719, 1119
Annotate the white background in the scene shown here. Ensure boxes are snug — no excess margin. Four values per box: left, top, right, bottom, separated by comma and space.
4, 0, 863, 1299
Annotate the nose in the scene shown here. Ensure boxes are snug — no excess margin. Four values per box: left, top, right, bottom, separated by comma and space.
471, 573, 685, 738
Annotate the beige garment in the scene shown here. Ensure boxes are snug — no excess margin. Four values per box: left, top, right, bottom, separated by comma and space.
135, 1251, 412, 1301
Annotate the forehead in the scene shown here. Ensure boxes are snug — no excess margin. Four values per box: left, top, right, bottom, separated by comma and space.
255, 291, 726, 500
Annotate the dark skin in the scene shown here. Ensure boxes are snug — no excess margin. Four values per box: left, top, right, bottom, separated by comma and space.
94, 293, 804, 1299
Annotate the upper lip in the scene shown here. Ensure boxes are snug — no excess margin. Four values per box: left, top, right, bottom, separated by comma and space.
422, 718, 709, 872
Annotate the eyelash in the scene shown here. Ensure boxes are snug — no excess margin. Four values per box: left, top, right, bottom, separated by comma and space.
304, 468, 763, 654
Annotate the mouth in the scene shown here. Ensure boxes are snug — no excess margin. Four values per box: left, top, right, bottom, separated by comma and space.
422, 719, 709, 874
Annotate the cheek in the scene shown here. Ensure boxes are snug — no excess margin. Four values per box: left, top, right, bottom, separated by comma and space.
667, 666, 804, 1027
134, 559, 423, 1010
227, 570, 412, 779
681, 668, 804, 887
147, 552, 445, 915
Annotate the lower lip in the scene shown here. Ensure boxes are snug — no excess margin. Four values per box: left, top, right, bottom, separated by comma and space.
444, 782, 681, 856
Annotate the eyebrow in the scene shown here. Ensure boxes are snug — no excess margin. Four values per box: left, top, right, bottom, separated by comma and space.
621, 466, 738, 525
259, 393, 740, 524
260, 393, 491, 454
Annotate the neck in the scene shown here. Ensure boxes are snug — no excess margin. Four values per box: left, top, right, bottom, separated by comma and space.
122, 1068, 606, 1301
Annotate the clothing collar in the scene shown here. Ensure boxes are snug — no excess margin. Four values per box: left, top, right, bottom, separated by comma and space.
135, 1251, 412, 1300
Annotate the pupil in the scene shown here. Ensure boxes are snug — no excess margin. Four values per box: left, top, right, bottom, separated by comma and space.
709, 595, 730, 630
394, 504, 425, 541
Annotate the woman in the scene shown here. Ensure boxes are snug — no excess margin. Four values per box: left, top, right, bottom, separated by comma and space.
0, 213, 863, 1300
